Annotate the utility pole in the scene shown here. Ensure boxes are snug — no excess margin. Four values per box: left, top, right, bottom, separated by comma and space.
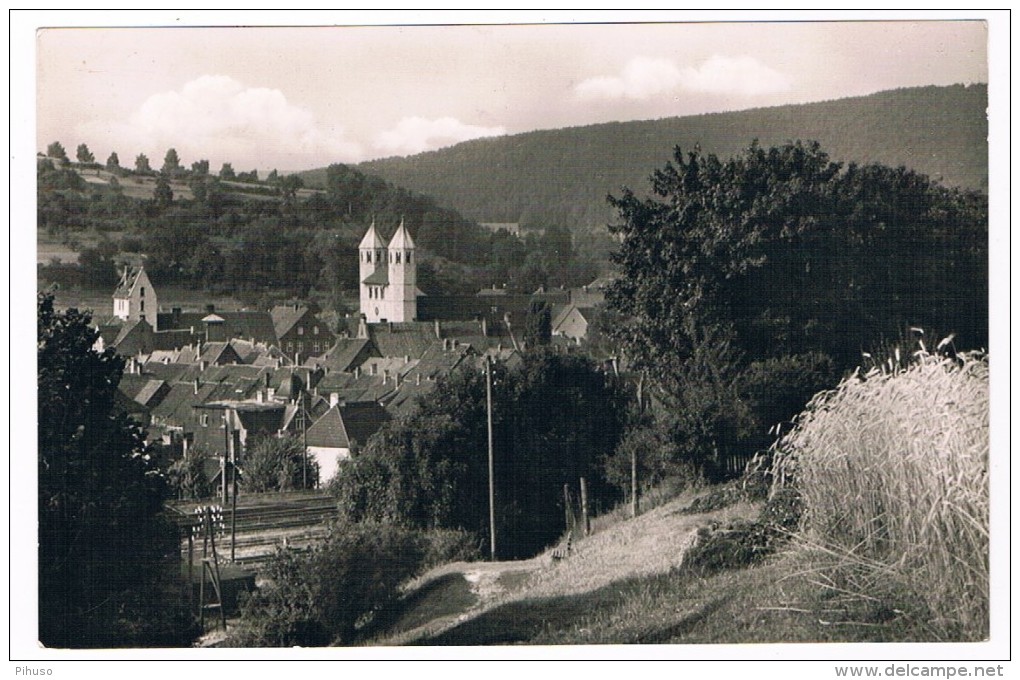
299, 396, 308, 490
486, 356, 496, 561
632, 373, 644, 518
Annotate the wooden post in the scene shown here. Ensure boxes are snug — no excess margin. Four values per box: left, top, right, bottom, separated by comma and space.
221, 420, 228, 505
632, 373, 644, 518
579, 477, 590, 536
485, 356, 496, 561
187, 531, 194, 611
230, 436, 237, 563
563, 483, 572, 533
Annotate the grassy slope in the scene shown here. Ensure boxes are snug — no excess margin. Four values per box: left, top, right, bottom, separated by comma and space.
367, 487, 935, 646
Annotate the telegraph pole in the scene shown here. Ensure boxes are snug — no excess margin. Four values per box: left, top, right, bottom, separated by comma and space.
485, 356, 496, 561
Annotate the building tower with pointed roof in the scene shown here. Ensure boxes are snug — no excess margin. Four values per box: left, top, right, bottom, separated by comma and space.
113, 265, 158, 330
359, 220, 418, 323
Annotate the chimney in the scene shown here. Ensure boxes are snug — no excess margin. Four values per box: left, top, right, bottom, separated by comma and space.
330, 393, 339, 408
357, 315, 368, 339
497, 342, 502, 352
481, 317, 488, 337
193, 378, 200, 395
416, 373, 421, 386
404, 355, 409, 364
256, 390, 264, 403
267, 387, 276, 400
199, 359, 207, 371
434, 320, 441, 339
354, 365, 361, 379
383, 369, 389, 385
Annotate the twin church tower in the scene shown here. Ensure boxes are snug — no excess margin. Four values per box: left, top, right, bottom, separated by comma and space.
359, 220, 419, 323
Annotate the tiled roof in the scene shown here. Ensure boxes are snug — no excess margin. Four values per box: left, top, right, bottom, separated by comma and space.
305, 402, 390, 450
369, 322, 436, 359
270, 305, 309, 339
305, 406, 349, 449
362, 268, 389, 285
308, 338, 377, 373
113, 266, 144, 298
156, 310, 279, 346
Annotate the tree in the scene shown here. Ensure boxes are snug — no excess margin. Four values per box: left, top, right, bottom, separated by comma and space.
153, 175, 174, 210
135, 153, 152, 174
219, 162, 236, 180
242, 433, 318, 492
106, 151, 121, 172
523, 298, 552, 348
37, 293, 196, 647
332, 351, 628, 558
190, 159, 209, 176
230, 521, 426, 646
75, 143, 95, 165
161, 148, 182, 176
606, 141, 988, 479
46, 141, 68, 162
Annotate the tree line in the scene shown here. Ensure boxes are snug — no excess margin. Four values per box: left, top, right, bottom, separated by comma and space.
39, 146, 600, 301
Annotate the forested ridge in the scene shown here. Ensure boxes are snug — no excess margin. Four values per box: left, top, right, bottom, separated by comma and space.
350, 85, 987, 234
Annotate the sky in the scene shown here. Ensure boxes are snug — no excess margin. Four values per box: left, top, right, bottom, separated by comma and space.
32, 14, 989, 174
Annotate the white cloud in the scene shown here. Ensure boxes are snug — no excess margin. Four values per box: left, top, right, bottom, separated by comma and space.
575, 55, 792, 100
78, 75, 362, 169
679, 55, 793, 96
374, 116, 506, 156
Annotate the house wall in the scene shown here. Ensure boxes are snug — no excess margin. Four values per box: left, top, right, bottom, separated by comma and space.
308, 445, 350, 483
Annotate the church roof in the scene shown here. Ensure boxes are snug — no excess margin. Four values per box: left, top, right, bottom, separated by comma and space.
363, 268, 389, 285
358, 221, 387, 250
387, 219, 415, 250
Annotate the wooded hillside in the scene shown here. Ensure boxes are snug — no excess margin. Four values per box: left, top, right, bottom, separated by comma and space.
346, 85, 987, 234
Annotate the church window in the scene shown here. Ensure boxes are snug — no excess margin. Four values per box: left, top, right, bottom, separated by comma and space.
396, 252, 401, 264
140, 300, 144, 312
406, 252, 412, 264
140, 287, 145, 297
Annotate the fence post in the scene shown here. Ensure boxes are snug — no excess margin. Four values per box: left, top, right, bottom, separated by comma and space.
563, 483, 572, 534
579, 477, 590, 536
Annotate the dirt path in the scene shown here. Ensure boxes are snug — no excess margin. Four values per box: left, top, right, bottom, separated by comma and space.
371, 491, 760, 645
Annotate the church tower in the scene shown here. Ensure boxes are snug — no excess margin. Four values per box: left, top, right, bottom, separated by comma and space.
358, 220, 418, 323
359, 221, 388, 323
386, 219, 417, 322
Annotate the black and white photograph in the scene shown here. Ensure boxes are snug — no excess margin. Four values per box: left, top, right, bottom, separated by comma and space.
12, 9, 1008, 674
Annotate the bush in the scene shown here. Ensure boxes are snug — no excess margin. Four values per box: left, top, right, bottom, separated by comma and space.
773, 349, 989, 639
242, 433, 319, 492
230, 521, 427, 647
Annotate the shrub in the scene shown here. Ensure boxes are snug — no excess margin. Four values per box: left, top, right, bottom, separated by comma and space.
773, 349, 989, 639
242, 433, 319, 492
230, 521, 427, 647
